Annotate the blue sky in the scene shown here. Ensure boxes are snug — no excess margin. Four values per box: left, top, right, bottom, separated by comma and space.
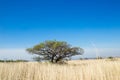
0, 0, 120, 60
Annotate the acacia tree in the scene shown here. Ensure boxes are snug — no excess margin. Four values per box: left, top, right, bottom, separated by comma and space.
27, 40, 84, 63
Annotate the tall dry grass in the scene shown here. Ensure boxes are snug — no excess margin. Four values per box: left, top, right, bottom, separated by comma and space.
0, 59, 120, 80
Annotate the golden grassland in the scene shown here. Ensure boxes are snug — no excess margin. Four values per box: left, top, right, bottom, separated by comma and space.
0, 58, 120, 80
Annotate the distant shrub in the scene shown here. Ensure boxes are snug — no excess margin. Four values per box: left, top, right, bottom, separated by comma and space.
108, 56, 114, 59
0, 60, 5, 62
107, 56, 117, 61
84, 58, 89, 60
0, 60, 28, 62
15, 60, 28, 62
79, 58, 84, 60
97, 56, 103, 59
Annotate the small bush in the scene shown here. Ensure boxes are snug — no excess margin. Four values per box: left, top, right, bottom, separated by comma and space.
0, 60, 28, 62
107, 57, 117, 61
96, 56, 103, 59
108, 56, 114, 59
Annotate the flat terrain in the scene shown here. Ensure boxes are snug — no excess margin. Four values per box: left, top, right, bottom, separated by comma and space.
0, 59, 120, 80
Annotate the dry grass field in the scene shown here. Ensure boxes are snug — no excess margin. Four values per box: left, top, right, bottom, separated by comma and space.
0, 59, 120, 80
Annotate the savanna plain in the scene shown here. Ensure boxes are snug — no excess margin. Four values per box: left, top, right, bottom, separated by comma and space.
0, 58, 120, 80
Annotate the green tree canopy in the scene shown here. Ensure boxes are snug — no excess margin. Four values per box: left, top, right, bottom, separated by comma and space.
27, 40, 84, 63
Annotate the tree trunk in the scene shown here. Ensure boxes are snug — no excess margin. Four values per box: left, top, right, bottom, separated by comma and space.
51, 56, 54, 63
